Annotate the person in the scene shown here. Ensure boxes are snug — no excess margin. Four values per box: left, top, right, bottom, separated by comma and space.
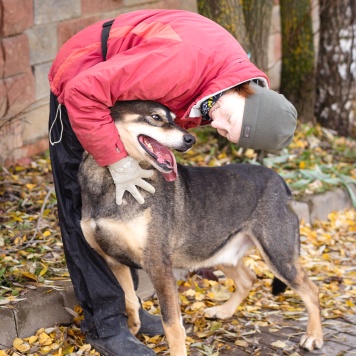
48, 9, 297, 356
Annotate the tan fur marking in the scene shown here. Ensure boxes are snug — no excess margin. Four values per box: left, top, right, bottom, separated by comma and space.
164, 322, 187, 356
81, 220, 110, 260
93, 208, 151, 265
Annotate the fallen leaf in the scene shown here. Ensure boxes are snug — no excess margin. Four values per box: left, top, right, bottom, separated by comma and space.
271, 340, 287, 348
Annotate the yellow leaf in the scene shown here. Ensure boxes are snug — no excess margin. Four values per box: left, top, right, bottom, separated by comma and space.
0, 351, 9, 356
146, 335, 161, 343
246, 306, 260, 312
13, 338, 30, 352
346, 300, 355, 307
22, 271, 37, 281
235, 339, 249, 347
39, 263, 48, 277
41, 346, 52, 353
196, 330, 214, 338
51, 342, 60, 350
190, 301, 206, 311
299, 161, 306, 169
25, 183, 36, 190
264, 271, 274, 278
79, 344, 92, 352
245, 149, 255, 159
142, 301, 153, 309
153, 345, 168, 353
43, 230, 51, 237
210, 321, 222, 332
28, 335, 38, 344
185, 336, 195, 344
38, 332, 52, 346
206, 292, 215, 299
13, 338, 23, 348
271, 340, 287, 348
185, 289, 196, 298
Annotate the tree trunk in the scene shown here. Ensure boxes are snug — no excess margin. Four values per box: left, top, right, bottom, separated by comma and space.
197, 0, 250, 52
280, 0, 315, 122
242, 0, 274, 72
315, 0, 356, 137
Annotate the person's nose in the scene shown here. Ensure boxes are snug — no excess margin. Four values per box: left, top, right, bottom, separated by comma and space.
211, 117, 226, 130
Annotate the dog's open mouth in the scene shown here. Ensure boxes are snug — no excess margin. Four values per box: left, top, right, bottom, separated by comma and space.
138, 135, 177, 182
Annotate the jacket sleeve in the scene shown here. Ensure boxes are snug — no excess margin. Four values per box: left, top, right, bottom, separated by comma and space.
63, 42, 195, 166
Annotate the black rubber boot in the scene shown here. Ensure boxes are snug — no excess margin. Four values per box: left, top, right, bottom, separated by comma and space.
86, 328, 155, 356
138, 307, 164, 336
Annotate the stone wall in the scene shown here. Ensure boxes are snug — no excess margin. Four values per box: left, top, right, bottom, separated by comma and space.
0, 0, 197, 165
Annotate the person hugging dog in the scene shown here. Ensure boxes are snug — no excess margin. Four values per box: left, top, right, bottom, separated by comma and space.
48, 9, 297, 355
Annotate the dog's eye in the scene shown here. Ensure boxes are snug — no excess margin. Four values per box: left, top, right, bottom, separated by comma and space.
151, 114, 161, 121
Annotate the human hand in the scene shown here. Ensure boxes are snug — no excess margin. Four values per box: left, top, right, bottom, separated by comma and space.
108, 156, 155, 205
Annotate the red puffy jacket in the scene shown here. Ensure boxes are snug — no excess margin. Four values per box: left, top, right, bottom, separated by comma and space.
49, 9, 269, 166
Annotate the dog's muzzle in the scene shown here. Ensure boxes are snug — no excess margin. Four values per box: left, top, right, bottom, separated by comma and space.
177, 134, 196, 152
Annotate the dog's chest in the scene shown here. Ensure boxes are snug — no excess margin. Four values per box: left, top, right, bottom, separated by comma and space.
81, 208, 152, 267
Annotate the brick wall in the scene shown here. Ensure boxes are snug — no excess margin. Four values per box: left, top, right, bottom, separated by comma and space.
0, 0, 197, 165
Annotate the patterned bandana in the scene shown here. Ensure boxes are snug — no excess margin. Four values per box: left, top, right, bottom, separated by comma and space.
200, 91, 226, 120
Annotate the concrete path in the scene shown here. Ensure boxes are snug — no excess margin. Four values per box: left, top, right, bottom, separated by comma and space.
215, 315, 356, 355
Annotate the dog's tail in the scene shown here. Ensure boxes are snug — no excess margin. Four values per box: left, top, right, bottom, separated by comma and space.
272, 277, 287, 295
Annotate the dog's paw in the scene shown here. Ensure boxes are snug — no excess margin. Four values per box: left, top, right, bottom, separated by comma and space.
299, 333, 323, 351
204, 306, 233, 320
127, 319, 141, 336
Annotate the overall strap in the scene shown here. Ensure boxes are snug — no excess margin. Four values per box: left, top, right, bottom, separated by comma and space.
101, 19, 114, 61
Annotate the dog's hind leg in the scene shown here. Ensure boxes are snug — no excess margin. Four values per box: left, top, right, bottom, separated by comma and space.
287, 264, 323, 351
145, 263, 187, 356
253, 226, 323, 351
205, 261, 255, 319
110, 263, 141, 336
269, 260, 323, 350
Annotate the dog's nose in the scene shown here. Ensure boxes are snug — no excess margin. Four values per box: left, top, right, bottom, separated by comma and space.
183, 134, 196, 147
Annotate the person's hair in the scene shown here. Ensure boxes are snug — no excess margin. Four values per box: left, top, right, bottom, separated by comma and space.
229, 82, 255, 98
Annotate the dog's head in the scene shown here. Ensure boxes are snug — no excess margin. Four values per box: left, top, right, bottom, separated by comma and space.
111, 101, 196, 181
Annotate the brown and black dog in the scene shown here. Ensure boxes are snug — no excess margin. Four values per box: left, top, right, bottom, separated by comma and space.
78, 101, 323, 355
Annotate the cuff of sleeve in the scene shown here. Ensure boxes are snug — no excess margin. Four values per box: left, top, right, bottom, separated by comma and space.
95, 140, 128, 166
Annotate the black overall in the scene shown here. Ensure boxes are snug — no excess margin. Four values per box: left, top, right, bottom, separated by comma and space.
48, 20, 138, 338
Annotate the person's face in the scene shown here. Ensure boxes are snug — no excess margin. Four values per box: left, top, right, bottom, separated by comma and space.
209, 91, 246, 143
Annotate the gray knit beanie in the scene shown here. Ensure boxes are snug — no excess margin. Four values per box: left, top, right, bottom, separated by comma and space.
238, 82, 297, 151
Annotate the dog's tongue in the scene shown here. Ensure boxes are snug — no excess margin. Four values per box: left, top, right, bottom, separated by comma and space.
158, 152, 177, 182
143, 137, 177, 181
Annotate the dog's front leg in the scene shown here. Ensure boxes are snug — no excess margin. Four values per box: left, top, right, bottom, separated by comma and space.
110, 263, 141, 335
145, 264, 186, 356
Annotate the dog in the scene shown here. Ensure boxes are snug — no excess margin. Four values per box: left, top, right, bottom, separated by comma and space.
78, 101, 323, 355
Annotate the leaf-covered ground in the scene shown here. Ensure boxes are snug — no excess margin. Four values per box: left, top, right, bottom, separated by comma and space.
0, 122, 355, 355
